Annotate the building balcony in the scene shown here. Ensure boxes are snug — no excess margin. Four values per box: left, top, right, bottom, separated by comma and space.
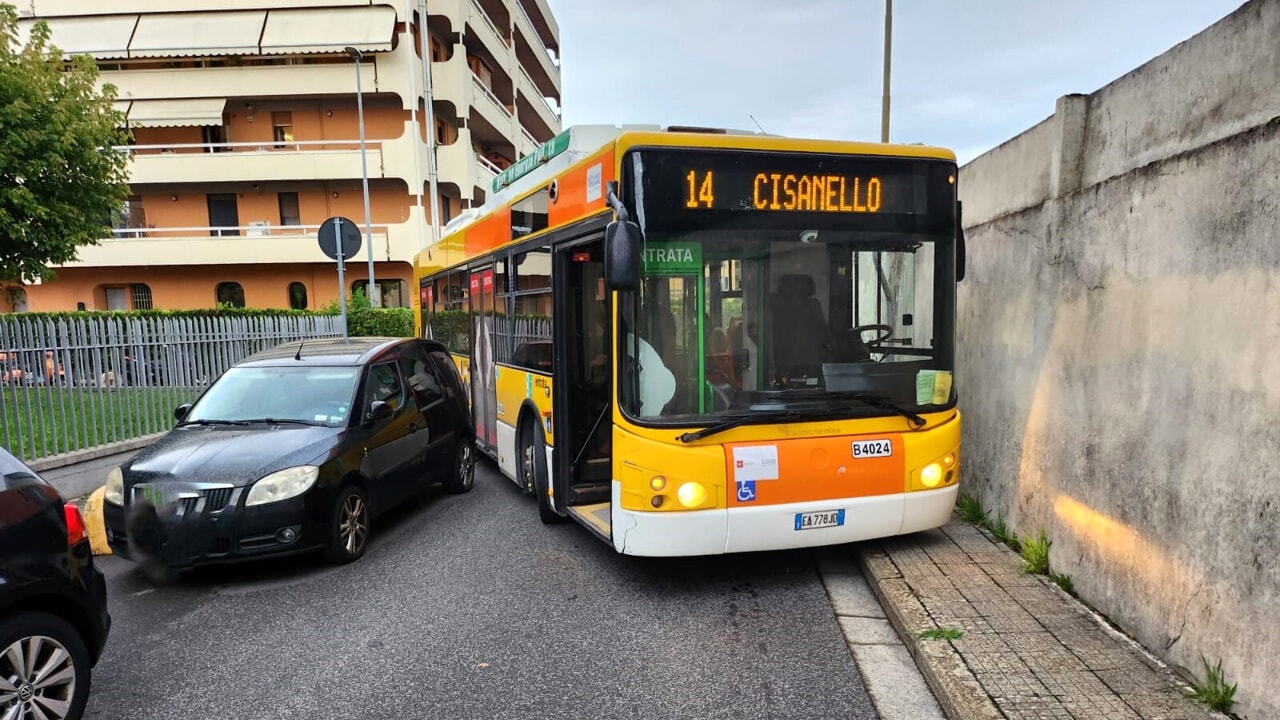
26, 0, 371, 20
515, 0, 559, 54
467, 0, 511, 65
435, 127, 503, 201
77, 221, 416, 268
119, 140, 387, 186
516, 65, 560, 139
517, 126, 538, 158
471, 75, 515, 140
432, 44, 513, 138
513, 1, 559, 99
101, 63, 381, 106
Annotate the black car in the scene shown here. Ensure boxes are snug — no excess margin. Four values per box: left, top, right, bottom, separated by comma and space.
102, 336, 475, 571
1, 445, 111, 720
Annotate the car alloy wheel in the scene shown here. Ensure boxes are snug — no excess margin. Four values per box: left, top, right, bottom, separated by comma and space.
0, 633, 79, 719
445, 441, 476, 494
339, 493, 368, 557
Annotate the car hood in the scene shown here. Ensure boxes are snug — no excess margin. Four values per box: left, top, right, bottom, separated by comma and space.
123, 425, 342, 488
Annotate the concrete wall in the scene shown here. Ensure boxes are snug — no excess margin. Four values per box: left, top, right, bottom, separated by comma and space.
955, 1, 1279, 718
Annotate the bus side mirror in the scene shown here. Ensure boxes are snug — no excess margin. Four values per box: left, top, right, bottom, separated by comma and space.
604, 219, 642, 292
956, 200, 966, 282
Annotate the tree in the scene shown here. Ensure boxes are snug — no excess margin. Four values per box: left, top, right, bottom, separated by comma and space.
0, 3, 131, 285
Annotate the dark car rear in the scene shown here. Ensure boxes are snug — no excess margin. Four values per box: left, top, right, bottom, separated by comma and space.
0, 446, 111, 720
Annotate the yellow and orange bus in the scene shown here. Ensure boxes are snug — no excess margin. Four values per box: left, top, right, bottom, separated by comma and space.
414, 124, 966, 556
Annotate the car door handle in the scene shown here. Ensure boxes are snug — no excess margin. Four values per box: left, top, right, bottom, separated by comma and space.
408, 422, 423, 433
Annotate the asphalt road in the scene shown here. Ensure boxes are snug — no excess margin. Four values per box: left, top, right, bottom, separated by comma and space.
84, 461, 879, 720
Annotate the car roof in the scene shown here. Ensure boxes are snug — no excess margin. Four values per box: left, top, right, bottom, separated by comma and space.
235, 336, 442, 368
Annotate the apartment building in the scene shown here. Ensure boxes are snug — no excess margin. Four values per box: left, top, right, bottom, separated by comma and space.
5, 0, 562, 313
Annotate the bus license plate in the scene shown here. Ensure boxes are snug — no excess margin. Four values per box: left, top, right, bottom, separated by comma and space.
795, 509, 846, 531
852, 439, 892, 458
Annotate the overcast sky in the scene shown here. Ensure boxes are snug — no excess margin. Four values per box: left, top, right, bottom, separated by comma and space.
547, 0, 1245, 165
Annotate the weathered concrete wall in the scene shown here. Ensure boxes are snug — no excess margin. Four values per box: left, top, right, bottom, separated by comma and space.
955, 1, 1279, 717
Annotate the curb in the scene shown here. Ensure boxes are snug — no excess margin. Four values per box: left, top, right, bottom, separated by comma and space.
852, 541, 1002, 720
27, 434, 165, 473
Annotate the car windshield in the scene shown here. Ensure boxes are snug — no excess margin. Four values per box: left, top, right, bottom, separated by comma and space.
184, 366, 361, 427
618, 148, 957, 425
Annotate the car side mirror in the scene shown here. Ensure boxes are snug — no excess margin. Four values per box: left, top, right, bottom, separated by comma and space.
367, 400, 394, 422
604, 219, 642, 292
174, 403, 192, 421
956, 200, 966, 282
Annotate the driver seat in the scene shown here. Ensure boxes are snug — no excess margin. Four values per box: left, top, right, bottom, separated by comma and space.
770, 274, 828, 380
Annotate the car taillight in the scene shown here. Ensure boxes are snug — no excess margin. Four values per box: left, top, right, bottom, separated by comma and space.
65, 503, 88, 547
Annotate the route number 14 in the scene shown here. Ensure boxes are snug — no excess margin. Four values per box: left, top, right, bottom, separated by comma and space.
686, 170, 714, 209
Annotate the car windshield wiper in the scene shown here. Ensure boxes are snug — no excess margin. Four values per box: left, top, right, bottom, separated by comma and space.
240, 418, 327, 426
825, 392, 927, 428
177, 419, 251, 427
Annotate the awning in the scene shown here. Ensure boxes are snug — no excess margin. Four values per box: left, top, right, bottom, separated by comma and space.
15, 15, 138, 60
258, 6, 398, 55
125, 98, 227, 128
128, 11, 265, 58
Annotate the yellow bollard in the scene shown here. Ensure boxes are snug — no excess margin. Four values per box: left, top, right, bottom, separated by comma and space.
81, 485, 113, 556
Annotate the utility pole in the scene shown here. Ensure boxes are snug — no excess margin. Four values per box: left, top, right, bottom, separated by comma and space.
881, 0, 892, 143
417, 0, 442, 251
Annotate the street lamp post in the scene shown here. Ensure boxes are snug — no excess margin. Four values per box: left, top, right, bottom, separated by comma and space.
881, 0, 892, 143
345, 46, 380, 308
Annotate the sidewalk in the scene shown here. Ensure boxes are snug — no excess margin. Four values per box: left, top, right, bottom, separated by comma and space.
853, 520, 1221, 720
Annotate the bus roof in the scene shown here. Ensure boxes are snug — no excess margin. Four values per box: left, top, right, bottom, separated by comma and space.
417, 124, 956, 280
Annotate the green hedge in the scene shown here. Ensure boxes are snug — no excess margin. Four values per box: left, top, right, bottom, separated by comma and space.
0, 289, 416, 338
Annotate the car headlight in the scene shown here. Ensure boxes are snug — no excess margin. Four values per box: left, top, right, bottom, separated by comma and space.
105, 467, 124, 506
245, 466, 320, 507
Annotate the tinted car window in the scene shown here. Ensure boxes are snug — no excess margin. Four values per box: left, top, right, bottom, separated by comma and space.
0, 451, 43, 490
186, 366, 362, 426
400, 346, 444, 407
364, 362, 404, 410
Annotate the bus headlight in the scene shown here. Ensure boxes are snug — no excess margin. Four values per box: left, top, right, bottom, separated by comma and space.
677, 482, 708, 508
921, 463, 944, 488
650, 476, 667, 491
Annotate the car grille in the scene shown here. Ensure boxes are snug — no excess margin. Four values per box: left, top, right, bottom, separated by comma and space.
175, 487, 235, 515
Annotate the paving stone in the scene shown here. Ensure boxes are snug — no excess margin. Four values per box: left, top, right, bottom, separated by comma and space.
823, 571, 887, 619
852, 520, 1217, 720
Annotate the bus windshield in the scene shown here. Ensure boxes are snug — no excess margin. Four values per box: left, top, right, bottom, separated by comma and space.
618, 148, 957, 425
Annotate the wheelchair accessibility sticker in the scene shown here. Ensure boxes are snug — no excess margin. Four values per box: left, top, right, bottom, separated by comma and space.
730, 444, 778, 504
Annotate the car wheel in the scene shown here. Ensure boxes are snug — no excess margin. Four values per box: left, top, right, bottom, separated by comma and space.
325, 485, 370, 564
443, 439, 476, 494
0, 612, 91, 720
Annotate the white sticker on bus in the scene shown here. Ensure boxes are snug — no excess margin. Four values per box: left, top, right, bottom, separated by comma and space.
586, 163, 603, 202
732, 445, 779, 483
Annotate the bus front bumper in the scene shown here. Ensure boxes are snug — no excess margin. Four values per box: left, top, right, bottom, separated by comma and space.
609, 482, 958, 557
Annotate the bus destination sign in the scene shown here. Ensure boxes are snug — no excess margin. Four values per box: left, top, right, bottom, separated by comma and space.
684, 168, 885, 214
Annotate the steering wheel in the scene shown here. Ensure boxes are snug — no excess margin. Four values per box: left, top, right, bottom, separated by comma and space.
848, 324, 894, 349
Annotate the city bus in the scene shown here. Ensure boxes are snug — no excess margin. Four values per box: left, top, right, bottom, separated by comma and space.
414, 124, 966, 556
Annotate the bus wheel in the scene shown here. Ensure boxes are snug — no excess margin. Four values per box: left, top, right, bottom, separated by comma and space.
521, 417, 564, 525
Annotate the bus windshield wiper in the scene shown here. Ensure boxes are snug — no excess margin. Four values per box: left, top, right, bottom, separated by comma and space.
676, 410, 798, 444
826, 392, 927, 428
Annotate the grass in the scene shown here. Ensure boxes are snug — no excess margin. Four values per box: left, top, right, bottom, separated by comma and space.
1021, 529, 1051, 574
0, 385, 196, 461
917, 628, 964, 641
1188, 655, 1237, 713
1050, 572, 1074, 595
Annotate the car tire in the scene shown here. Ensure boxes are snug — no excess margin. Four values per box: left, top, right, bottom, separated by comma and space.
0, 611, 92, 720
324, 485, 370, 564
443, 439, 476, 494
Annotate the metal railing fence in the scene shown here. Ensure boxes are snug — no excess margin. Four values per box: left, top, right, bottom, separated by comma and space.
0, 314, 345, 462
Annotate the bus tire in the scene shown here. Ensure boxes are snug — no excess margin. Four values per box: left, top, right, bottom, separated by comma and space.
521, 415, 565, 524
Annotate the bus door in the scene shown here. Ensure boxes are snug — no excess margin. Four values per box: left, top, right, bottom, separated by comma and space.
468, 265, 498, 455
551, 236, 613, 536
